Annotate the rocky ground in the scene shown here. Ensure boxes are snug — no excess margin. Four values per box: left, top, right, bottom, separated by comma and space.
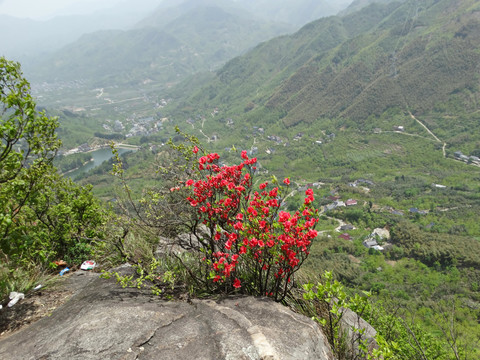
0, 270, 98, 338
0, 266, 334, 360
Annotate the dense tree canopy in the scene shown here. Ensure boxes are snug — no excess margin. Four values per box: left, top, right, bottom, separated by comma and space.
1, 57, 60, 258
0, 57, 104, 297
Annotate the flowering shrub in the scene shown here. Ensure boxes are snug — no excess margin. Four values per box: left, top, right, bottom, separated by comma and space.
181, 147, 319, 301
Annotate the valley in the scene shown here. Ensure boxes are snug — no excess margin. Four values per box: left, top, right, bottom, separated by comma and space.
2, 0, 480, 357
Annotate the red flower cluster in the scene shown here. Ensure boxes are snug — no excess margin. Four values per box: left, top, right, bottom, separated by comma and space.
184, 148, 319, 300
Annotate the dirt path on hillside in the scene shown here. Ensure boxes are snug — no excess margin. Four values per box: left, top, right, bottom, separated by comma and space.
199, 129, 211, 142
409, 112, 447, 157
316, 216, 347, 235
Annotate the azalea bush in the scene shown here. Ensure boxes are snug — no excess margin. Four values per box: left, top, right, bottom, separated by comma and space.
177, 145, 320, 301
106, 130, 319, 301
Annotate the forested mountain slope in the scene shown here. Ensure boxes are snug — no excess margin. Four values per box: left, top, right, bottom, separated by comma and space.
182, 0, 480, 133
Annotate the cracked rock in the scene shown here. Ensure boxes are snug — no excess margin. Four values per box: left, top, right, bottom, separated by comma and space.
0, 268, 333, 360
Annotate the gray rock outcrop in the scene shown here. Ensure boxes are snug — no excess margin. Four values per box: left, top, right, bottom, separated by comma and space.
339, 307, 378, 358
0, 267, 334, 360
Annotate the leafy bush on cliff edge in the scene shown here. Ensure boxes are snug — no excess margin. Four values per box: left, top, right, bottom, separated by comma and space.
0, 58, 106, 298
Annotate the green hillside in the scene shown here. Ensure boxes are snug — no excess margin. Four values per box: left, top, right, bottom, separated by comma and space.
177, 0, 480, 140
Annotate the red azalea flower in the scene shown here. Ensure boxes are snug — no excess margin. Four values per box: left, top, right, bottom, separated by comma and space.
283, 178, 290, 185
233, 278, 241, 288
234, 221, 244, 230
269, 188, 278, 197
279, 211, 291, 223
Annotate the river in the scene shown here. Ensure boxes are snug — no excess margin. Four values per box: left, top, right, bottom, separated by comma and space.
67, 147, 132, 179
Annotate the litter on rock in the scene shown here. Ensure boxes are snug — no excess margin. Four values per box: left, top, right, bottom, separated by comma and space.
80, 260, 96, 271
59, 267, 70, 276
7, 292, 25, 307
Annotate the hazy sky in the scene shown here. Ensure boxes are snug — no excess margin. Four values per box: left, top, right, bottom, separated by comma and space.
0, 0, 352, 21
0, 0, 128, 20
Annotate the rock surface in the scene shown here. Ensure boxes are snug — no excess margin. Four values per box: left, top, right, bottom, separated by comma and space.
0, 267, 334, 360
340, 307, 378, 357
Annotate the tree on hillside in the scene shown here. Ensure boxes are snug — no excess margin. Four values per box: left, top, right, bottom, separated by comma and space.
1, 57, 60, 257
0, 57, 104, 297
0, 59, 60, 182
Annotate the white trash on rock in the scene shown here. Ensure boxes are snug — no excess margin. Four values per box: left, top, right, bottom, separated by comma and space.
80, 260, 96, 271
7, 292, 25, 307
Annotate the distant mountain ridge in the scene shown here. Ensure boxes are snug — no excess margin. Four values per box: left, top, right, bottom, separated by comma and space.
27, 1, 294, 86
0, 0, 162, 62
232, 0, 352, 26
339, 0, 407, 16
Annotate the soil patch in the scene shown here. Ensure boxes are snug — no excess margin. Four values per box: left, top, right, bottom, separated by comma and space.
0, 270, 98, 339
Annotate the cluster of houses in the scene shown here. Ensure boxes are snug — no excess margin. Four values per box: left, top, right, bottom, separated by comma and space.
374, 126, 405, 134
454, 151, 480, 164
132, 117, 166, 138
338, 228, 390, 251
293, 132, 304, 141
409, 207, 428, 215
63, 143, 92, 155
101, 114, 166, 139
348, 179, 374, 187
336, 221, 390, 252
253, 126, 265, 136
324, 198, 358, 212
362, 228, 390, 251
314, 133, 335, 145
266, 135, 283, 144
338, 223, 355, 241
